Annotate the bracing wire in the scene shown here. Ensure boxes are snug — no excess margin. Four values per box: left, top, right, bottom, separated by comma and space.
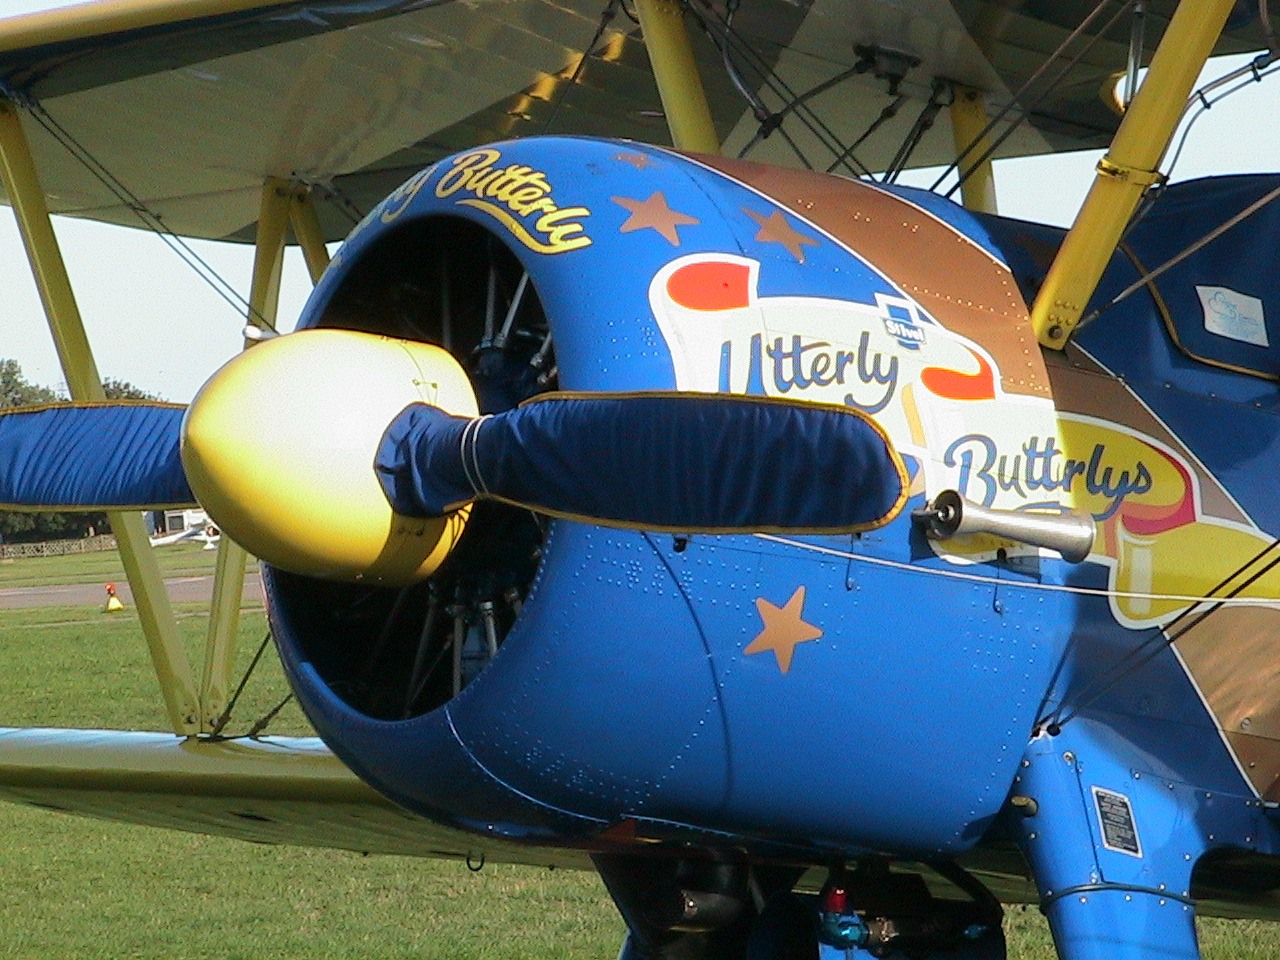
540, 0, 622, 135
1042, 537, 1280, 730
22, 100, 273, 329
932, 0, 1133, 197
686, 0, 869, 176
209, 630, 275, 737
1077, 179, 1280, 331
824, 94, 907, 174
882, 81, 949, 183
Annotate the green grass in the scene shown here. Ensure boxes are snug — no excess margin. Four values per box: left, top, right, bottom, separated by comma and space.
0, 541, 220, 588
0, 564, 1277, 957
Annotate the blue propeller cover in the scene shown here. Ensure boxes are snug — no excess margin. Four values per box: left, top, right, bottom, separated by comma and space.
0, 403, 193, 510
375, 391, 908, 534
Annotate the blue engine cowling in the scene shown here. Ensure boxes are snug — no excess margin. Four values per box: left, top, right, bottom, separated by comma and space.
266, 135, 1068, 860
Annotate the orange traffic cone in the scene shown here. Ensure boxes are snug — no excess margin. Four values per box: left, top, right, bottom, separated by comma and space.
104, 583, 124, 613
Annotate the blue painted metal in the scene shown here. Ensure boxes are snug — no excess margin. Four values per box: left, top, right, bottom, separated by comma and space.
0, 402, 192, 510
1012, 717, 1260, 959
275, 137, 1079, 860
263, 137, 1280, 957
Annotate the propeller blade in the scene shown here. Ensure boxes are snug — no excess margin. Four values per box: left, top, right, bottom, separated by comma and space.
375, 392, 908, 535
0, 403, 193, 511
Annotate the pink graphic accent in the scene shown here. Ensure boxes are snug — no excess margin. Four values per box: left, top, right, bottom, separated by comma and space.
1119, 447, 1196, 536
920, 348, 996, 401
666, 260, 753, 311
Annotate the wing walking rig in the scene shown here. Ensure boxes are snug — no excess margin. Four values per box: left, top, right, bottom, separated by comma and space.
4, 3, 1280, 960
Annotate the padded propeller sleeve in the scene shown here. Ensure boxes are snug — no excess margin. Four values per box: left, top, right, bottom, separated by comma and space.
375, 391, 909, 534
0, 403, 193, 511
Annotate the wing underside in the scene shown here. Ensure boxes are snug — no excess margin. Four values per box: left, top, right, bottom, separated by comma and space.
0, 0, 1272, 242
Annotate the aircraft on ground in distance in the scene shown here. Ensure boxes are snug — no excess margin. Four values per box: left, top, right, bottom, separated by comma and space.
3, 1, 1280, 958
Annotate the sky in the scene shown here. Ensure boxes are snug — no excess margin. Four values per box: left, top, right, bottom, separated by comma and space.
2, 1, 1280, 400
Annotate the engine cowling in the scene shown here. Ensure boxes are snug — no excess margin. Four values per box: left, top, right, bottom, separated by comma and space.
266, 135, 1064, 861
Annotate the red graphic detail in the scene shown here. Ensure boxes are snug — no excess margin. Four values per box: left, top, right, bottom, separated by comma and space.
666, 260, 752, 311
920, 348, 996, 401
1119, 446, 1196, 536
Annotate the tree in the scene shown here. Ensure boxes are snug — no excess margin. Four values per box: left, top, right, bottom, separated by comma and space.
0, 360, 160, 544
0, 358, 57, 408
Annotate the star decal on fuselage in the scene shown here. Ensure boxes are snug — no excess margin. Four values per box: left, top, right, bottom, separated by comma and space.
615, 152, 654, 170
612, 192, 700, 245
743, 208, 819, 263
745, 586, 822, 674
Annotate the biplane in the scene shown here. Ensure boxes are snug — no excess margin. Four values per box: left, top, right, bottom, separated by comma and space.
2, 0, 1280, 958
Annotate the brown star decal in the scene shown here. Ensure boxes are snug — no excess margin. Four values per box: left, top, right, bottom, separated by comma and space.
612, 192, 699, 246
616, 152, 654, 170
744, 586, 822, 674
743, 208, 819, 263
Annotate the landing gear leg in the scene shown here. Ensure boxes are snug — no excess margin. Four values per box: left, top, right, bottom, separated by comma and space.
1013, 723, 1211, 960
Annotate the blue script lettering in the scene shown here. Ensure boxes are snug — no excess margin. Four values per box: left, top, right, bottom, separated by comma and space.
943, 433, 1153, 518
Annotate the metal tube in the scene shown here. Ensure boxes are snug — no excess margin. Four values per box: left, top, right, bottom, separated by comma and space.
949, 86, 998, 214
199, 177, 291, 731
633, 0, 720, 153
0, 100, 199, 735
1031, 0, 1238, 348
288, 188, 330, 284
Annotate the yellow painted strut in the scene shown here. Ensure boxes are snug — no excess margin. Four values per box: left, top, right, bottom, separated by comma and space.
0, 100, 200, 735
200, 178, 293, 731
1031, 0, 1239, 348
949, 86, 998, 215
633, 0, 720, 154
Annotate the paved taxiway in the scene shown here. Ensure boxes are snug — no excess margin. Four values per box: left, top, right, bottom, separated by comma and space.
0, 570, 265, 610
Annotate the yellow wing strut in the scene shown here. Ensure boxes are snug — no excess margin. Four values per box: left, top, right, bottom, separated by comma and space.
633, 0, 720, 153
0, 100, 200, 735
1031, 0, 1238, 348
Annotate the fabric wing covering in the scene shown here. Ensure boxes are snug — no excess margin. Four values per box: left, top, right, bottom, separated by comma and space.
0, 403, 194, 511
376, 392, 908, 534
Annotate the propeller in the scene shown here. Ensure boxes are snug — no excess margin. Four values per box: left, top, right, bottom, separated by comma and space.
374, 391, 909, 535
1, 329, 909, 587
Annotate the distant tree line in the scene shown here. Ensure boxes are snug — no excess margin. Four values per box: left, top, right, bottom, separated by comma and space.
0, 359, 157, 544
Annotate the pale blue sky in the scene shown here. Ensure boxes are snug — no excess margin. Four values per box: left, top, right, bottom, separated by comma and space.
2, 0, 1279, 400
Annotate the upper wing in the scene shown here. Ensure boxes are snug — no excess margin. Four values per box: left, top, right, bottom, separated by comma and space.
0, 0, 1273, 243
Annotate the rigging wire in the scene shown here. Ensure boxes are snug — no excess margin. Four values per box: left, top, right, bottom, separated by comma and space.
540, 0, 622, 135
1042, 538, 1280, 730
933, 0, 1134, 197
686, 0, 870, 176
1120, 50, 1280, 234
756, 533, 1280, 610
209, 630, 275, 737
882, 80, 949, 183
1162, 51, 1280, 184
21, 100, 272, 329
1076, 178, 1280, 331
825, 93, 907, 174
315, 180, 367, 228
689, 0, 819, 170
734, 62, 866, 162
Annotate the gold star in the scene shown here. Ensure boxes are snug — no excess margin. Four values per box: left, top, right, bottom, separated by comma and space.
744, 586, 822, 674
612, 192, 700, 245
616, 152, 654, 170
743, 208, 819, 263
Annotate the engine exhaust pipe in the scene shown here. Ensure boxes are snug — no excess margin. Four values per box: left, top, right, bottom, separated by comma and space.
913, 490, 1095, 563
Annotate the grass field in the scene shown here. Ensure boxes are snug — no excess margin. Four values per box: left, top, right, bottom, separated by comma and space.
0, 548, 1276, 958
0, 541, 222, 589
